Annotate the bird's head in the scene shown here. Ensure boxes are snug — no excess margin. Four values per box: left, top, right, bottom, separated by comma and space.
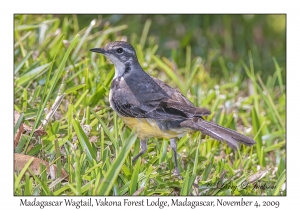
90, 41, 139, 77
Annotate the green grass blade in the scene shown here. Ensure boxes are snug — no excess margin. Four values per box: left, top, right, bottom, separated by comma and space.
140, 19, 151, 50
14, 157, 34, 192
54, 140, 62, 190
28, 168, 52, 195
74, 89, 89, 108
73, 19, 96, 59
180, 165, 191, 195
15, 135, 28, 153
129, 158, 141, 195
72, 120, 96, 165
14, 51, 33, 75
53, 184, 71, 195
95, 133, 137, 195
192, 140, 200, 175
81, 181, 94, 194
68, 183, 79, 195
272, 170, 286, 195
91, 109, 117, 152
264, 141, 285, 153
159, 140, 168, 163
251, 107, 264, 166
202, 162, 213, 181
16, 63, 51, 86
89, 69, 114, 106
218, 56, 229, 80
27, 144, 42, 156
29, 35, 78, 145
184, 58, 201, 94
257, 75, 284, 129
273, 57, 284, 93
241, 56, 260, 114
64, 84, 86, 95
14, 112, 24, 134
75, 150, 82, 195
24, 174, 33, 195
185, 45, 191, 80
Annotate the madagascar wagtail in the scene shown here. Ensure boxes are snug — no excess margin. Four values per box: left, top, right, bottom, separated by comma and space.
90, 41, 255, 175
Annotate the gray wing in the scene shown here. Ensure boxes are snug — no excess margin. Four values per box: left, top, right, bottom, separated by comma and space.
151, 76, 211, 117
150, 76, 195, 106
110, 75, 211, 120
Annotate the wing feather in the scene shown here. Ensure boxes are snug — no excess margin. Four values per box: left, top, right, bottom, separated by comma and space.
110, 75, 211, 120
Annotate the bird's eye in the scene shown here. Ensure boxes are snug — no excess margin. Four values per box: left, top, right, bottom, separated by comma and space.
116, 48, 123, 53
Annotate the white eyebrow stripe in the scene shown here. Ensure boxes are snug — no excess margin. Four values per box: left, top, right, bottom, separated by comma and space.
123, 48, 134, 54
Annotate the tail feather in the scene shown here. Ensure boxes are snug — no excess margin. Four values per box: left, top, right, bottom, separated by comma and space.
180, 118, 255, 149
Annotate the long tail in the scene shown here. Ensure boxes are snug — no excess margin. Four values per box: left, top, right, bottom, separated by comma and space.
180, 118, 255, 149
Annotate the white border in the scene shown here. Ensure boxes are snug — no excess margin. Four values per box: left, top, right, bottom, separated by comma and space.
2, 0, 298, 209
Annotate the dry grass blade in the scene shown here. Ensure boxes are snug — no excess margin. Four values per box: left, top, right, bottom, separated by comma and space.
14, 153, 68, 179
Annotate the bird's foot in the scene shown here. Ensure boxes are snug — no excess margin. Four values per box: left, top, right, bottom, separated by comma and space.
173, 167, 182, 179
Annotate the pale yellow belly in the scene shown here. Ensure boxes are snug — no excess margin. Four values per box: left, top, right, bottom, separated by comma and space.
120, 116, 189, 139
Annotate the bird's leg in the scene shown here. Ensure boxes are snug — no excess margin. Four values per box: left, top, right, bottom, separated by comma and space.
132, 139, 147, 164
170, 138, 180, 176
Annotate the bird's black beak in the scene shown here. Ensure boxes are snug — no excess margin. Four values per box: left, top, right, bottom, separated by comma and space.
89, 48, 106, 54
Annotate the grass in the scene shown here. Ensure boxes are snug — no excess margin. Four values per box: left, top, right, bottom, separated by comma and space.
14, 14, 286, 196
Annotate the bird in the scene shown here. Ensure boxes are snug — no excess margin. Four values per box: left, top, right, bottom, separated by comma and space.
90, 41, 255, 176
